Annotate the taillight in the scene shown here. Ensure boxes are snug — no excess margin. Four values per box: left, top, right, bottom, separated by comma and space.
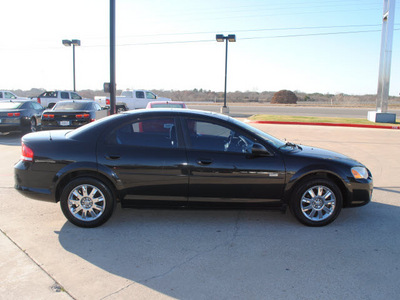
37, 97, 41, 104
7, 113, 21, 117
21, 143, 34, 162
76, 114, 90, 118
43, 114, 54, 119
106, 98, 110, 105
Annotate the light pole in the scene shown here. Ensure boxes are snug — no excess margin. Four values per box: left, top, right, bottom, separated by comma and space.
216, 34, 236, 114
62, 39, 81, 92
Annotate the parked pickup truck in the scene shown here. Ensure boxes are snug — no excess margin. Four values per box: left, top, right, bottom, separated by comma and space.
0, 91, 27, 100
94, 90, 171, 112
32, 91, 87, 108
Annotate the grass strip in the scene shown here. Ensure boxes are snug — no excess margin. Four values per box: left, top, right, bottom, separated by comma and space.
248, 114, 399, 126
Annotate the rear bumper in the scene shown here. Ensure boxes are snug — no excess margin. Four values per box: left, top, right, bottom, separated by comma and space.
0, 123, 22, 132
14, 160, 56, 202
14, 184, 55, 202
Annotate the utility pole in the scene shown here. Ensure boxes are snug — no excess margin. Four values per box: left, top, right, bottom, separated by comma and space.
109, 0, 116, 115
368, 0, 396, 123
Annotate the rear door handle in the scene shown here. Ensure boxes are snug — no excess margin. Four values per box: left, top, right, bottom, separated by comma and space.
197, 159, 213, 166
105, 154, 121, 160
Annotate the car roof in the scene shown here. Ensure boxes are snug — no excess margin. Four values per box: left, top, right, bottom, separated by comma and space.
122, 108, 229, 120
68, 108, 231, 141
55, 100, 94, 104
0, 99, 35, 103
149, 101, 185, 104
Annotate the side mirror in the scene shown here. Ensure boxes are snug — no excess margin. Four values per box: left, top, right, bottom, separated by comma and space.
251, 143, 270, 157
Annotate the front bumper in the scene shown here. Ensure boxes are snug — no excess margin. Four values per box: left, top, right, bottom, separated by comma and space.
346, 177, 373, 207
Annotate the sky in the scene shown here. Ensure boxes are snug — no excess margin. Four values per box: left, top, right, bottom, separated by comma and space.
1, 0, 399, 96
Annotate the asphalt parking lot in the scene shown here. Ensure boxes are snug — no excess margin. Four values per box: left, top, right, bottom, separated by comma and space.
1, 123, 400, 300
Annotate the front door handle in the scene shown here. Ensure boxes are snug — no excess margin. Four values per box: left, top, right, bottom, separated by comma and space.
105, 154, 121, 160
197, 159, 213, 166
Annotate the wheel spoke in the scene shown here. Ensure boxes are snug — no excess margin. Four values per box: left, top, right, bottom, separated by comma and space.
69, 199, 80, 207
317, 186, 324, 196
89, 187, 99, 198
81, 185, 88, 197
302, 204, 313, 211
72, 205, 83, 214
93, 196, 104, 204
307, 189, 316, 198
72, 190, 82, 200
323, 191, 332, 200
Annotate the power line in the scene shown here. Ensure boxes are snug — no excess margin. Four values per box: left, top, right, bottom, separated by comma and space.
87, 28, 399, 48
117, 24, 386, 39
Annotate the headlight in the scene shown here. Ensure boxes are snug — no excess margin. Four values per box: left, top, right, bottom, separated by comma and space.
351, 167, 369, 179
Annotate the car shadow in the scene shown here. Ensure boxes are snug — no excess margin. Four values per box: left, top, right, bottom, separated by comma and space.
0, 132, 23, 146
57, 201, 400, 299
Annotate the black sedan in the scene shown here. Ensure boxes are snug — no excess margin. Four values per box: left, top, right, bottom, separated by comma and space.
41, 100, 108, 130
0, 100, 44, 134
14, 109, 373, 228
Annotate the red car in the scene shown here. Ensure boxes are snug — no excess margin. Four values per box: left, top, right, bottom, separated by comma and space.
146, 101, 187, 109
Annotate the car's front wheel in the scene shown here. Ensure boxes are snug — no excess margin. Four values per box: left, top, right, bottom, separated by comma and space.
60, 177, 116, 228
290, 178, 342, 226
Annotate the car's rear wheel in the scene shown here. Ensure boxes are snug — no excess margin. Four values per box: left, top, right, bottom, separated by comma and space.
290, 178, 342, 226
60, 177, 116, 228
23, 118, 37, 134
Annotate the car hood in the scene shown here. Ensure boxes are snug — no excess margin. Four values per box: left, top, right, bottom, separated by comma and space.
287, 145, 361, 165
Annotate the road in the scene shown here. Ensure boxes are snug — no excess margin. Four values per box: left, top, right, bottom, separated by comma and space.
1, 124, 400, 299
188, 103, 400, 119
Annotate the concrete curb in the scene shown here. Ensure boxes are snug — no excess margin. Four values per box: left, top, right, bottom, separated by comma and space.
245, 120, 400, 130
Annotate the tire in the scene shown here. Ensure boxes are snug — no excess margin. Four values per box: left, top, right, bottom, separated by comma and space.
60, 177, 116, 228
116, 106, 126, 113
23, 118, 37, 134
290, 178, 342, 227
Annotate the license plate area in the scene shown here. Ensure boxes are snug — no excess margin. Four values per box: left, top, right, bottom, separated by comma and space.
59, 121, 70, 126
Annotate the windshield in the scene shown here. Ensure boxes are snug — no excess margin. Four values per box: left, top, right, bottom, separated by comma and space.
0, 102, 22, 109
230, 117, 286, 148
151, 103, 185, 108
54, 102, 90, 110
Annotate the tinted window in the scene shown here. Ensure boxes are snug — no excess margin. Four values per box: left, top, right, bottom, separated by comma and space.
54, 102, 90, 110
71, 92, 82, 100
0, 92, 3, 98
32, 102, 44, 110
21, 102, 33, 109
184, 119, 255, 153
151, 103, 185, 108
39, 91, 57, 98
61, 92, 69, 99
146, 92, 156, 99
136, 91, 145, 99
4, 92, 16, 99
110, 118, 177, 149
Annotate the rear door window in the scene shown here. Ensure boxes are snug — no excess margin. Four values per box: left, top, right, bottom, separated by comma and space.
110, 117, 178, 149
136, 91, 145, 99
